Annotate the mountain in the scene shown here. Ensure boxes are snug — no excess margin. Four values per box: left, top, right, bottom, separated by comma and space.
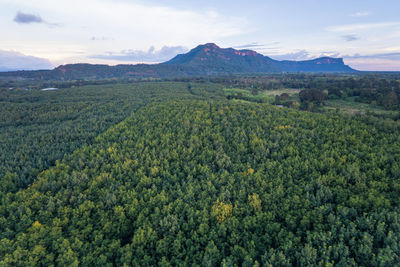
0, 67, 16, 72
164, 43, 280, 73
0, 50, 54, 71
278, 57, 355, 72
165, 43, 355, 73
0, 43, 356, 80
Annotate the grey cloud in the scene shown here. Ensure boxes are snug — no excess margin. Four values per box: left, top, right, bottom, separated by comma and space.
0, 50, 53, 71
91, 46, 188, 62
342, 34, 360, 42
14, 11, 43, 24
13, 11, 61, 27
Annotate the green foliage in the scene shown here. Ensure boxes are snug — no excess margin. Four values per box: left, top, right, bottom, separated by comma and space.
223, 88, 269, 103
299, 89, 327, 109
212, 200, 233, 223
0, 82, 223, 193
1, 100, 400, 265
214, 73, 400, 111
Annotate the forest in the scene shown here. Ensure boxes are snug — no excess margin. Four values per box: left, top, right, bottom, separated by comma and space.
1, 74, 400, 266
0, 82, 222, 193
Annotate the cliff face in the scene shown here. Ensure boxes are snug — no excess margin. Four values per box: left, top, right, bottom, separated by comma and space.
277, 57, 354, 72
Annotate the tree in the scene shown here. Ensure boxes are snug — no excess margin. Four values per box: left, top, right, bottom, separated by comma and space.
299, 89, 327, 105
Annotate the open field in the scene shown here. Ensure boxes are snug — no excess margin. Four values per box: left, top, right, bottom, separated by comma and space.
223, 88, 301, 103
325, 98, 398, 116
224, 87, 399, 117
262, 88, 301, 96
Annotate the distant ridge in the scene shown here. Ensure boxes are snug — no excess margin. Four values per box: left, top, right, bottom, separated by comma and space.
0, 43, 356, 80
165, 43, 355, 73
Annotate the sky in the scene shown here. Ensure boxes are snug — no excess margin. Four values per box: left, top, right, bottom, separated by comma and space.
0, 0, 400, 71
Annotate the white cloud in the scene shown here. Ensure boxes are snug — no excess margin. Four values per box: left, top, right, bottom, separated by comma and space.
344, 58, 400, 71
269, 50, 312, 61
350, 11, 371, 17
1, 0, 247, 61
326, 22, 400, 32
0, 50, 53, 70
344, 52, 400, 60
90, 46, 188, 63
2, 0, 398, 70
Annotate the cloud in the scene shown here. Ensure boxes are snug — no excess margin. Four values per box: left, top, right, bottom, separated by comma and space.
342, 34, 360, 42
13, 11, 60, 27
351, 11, 370, 17
5, 0, 246, 64
234, 43, 266, 49
90, 46, 188, 62
344, 57, 400, 71
9, 0, 246, 44
326, 22, 400, 32
341, 52, 400, 71
344, 52, 400, 60
91, 36, 114, 41
320, 52, 341, 58
0, 50, 54, 71
234, 42, 281, 50
270, 50, 312, 61
234, 42, 283, 56
14, 11, 43, 24
269, 50, 400, 71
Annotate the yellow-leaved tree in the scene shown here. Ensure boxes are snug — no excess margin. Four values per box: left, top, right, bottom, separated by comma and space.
212, 200, 233, 223
248, 193, 262, 212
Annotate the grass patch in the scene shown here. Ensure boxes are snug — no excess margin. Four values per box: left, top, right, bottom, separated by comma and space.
262, 89, 301, 96
223, 88, 269, 102
223, 88, 301, 104
231, 99, 253, 104
325, 98, 397, 115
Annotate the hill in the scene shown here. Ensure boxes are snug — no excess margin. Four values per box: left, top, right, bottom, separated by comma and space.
0, 44, 356, 80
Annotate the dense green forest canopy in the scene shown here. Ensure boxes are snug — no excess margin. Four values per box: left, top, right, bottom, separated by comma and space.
1, 98, 400, 266
0, 82, 222, 193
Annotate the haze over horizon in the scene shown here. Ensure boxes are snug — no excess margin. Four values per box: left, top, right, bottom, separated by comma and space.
1, 0, 400, 71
